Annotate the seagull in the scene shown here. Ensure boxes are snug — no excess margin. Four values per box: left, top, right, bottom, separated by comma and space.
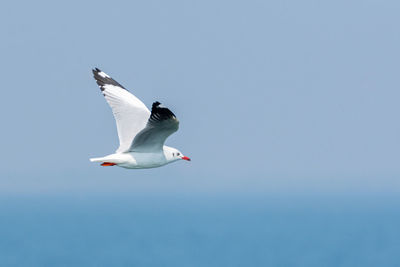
89, 68, 191, 169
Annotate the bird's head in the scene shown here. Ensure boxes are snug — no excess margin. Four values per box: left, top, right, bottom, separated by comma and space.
166, 147, 191, 162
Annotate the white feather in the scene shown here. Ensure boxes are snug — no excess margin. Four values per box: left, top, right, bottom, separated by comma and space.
101, 84, 150, 153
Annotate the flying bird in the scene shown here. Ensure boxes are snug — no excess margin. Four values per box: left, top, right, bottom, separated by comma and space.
89, 68, 190, 169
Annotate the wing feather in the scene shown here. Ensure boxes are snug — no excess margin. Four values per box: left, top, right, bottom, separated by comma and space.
92, 68, 150, 153
129, 102, 179, 152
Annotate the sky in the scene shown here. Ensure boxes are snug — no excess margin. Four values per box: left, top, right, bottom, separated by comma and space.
0, 0, 399, 198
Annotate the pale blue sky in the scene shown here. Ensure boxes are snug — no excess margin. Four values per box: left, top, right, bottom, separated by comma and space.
0, 0, 399, 197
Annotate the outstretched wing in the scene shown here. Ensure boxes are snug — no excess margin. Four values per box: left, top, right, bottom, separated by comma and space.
129, 101, 179, 152
92, 68, 150, 153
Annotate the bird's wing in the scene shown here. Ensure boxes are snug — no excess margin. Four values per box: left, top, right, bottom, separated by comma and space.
129, 101, 179, 152
92, 68, 150, 153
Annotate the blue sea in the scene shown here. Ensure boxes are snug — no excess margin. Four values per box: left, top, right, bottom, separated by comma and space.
0, 195, 399, 266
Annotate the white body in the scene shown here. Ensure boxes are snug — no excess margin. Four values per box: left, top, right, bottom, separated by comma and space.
90, 146, 180, 169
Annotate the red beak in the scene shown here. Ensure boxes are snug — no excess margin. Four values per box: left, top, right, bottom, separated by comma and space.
181, 156, 191, 161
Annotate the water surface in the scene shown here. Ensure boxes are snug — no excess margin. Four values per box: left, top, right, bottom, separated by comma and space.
0, 195, 399, 266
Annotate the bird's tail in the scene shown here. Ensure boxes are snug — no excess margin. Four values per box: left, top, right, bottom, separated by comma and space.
90, 156, 117, 166
90, 157, 105, 162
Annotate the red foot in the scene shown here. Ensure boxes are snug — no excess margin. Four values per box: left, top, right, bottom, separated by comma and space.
101, 162, 116, 166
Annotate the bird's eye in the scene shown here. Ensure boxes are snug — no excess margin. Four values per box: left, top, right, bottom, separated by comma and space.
177, 153, 180, 156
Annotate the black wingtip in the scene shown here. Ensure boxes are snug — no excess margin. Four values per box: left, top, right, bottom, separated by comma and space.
152, 101, 161, 109
150, 101, 176, 122
92, 67, 101, 74
91, 68, 126, 91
